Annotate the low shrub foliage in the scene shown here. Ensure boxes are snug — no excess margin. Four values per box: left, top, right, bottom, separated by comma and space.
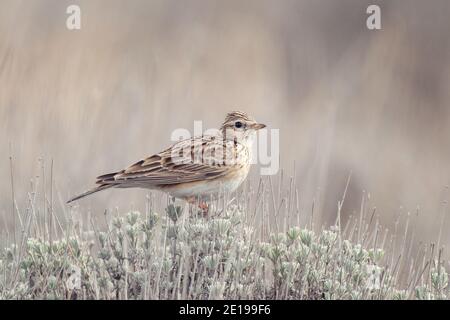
1, 202, 448, 300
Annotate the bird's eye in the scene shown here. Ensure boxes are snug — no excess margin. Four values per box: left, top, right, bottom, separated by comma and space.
235, 121, 243, 128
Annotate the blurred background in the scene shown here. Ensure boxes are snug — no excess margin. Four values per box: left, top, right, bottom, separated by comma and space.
1, 0, 450, 247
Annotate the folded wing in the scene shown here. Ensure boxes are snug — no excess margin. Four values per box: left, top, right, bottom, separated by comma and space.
96, 136, 247, 187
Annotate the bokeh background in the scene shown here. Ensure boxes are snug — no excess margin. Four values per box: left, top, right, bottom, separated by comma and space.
1, 0, 450, 247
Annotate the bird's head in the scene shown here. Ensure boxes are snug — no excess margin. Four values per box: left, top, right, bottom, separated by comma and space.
220, 111, 266, 145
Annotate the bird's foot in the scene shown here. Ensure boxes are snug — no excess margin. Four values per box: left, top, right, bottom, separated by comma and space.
198, 202, 209, 217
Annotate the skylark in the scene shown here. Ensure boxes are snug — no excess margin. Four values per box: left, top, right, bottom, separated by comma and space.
67, 111, 266, 204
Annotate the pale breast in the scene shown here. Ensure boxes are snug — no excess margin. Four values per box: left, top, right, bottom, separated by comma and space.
161, 164, 250, 200
131, 136, 253, 200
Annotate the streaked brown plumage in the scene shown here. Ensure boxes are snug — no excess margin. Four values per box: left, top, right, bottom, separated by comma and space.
67, 111, 266, 203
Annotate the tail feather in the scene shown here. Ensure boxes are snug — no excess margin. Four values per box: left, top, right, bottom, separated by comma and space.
67, 184, 114, 203
96, 172, 120, 183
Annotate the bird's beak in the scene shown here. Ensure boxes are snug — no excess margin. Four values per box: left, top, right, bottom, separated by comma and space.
250, 123, 266, 130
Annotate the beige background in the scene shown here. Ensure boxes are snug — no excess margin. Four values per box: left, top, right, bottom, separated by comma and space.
1, 0, 450, 247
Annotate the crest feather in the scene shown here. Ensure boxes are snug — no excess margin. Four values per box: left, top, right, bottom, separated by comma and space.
222, 111, 253, 126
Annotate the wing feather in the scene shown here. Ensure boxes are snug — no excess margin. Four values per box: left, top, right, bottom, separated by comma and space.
100, 136, 247, 187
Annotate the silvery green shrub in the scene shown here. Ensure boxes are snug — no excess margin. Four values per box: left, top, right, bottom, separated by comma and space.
0, 205, 449, 300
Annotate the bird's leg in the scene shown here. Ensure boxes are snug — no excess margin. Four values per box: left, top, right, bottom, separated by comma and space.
198, 201, 209, 217
186, 197, 204, 217
186, 197, 209, 217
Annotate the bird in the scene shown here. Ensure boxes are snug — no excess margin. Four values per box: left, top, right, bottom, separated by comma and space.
67, 111, 266, 205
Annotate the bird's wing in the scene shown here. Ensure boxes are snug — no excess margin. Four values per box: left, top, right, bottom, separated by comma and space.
97, 136, 248, 186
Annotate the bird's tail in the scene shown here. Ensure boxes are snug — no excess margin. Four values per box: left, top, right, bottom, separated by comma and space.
67, 171, 122, 204
67, 184, 114, 204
